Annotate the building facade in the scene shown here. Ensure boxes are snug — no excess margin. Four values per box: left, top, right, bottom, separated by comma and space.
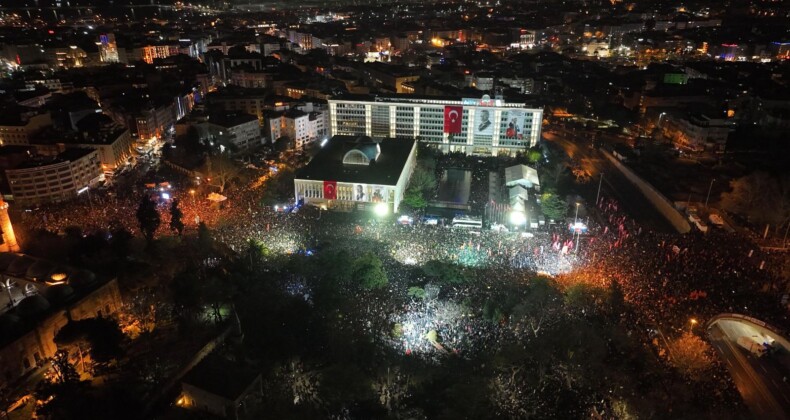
328, 94, 543, 156
294, 136, 417, 212
265, 108, 329, 149
660, 112, 735, 151
207, 113, 261, 152
0, 113, 52, 146
6, 148, 103, 205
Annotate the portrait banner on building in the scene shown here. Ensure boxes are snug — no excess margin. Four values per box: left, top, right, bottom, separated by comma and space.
475, 108, 494, 136
354, 184, 368, 202
371, 186, 386, 203
443, 105, 463, 134
323, 180, 337, 200
502, 110, 526, 139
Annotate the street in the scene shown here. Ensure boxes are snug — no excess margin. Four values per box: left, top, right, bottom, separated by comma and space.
543, 130, 674, 232
708, 323, 790, 419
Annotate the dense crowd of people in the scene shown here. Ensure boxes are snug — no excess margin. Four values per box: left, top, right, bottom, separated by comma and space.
13, 163, 787, 363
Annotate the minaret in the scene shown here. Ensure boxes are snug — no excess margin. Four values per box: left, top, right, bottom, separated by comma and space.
0, 198, 20, 253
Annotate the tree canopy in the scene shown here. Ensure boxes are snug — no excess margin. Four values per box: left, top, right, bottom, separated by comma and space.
135, 195, 160, 244
540, 190, 568, 222
351, 252, 388, 290
169, 199, 184, 235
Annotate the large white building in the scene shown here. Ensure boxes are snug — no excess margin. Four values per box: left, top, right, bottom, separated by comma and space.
206, 112, 261, 152
265, 108, 329, 150
328, 94, 543, 156
294, 136, 417, 212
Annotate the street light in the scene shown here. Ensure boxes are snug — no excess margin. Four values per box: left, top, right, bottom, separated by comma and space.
689, 318, 698, 332
374, 202, 389, 217
510, 210, 527, 226
574, 202, 581, 253
704, 178, 716, 208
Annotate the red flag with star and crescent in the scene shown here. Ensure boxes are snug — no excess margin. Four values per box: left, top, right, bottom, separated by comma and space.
323, 181, 337, 199
443, 106, 463, 134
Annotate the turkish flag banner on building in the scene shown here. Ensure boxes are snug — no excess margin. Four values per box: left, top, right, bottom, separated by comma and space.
323, 180, 337, 200
324, 181, 337, 200
443, 106, 463, 134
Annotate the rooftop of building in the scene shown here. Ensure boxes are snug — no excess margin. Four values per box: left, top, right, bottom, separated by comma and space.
46, 91, 100, 112
0, 105, 45, 126
31, 116, 128, 146
363, 61, 421, 77
10, 147, 95, 170
208, 86, 269, 100
0, 145, 35, 157
181, 355, 260, 402
207, 111, 258, 128
0, 252, 107, 347
329, 93, 535, 108
296, 135, 415, 186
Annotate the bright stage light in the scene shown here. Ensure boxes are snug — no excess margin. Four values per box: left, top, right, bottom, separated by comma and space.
509, 210, 527, 226
374, 202, 389, 217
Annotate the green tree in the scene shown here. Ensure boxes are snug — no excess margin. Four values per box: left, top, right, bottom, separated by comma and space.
402, 165, 437, 211
540, 190, 568, 222
527, 148, 542, 164
169, 198, 184, 235
422, 260, 468, 284
402, 188, 428, 210
50, 349, 80, 384
55, 318, 124, 366
318, 248, 354, 287
407, 286, 426, 299
34, 350, 85, 418
205, 154, 242, 193
670, 332, 713, 380
409, 165, 437, 196
135, 195, 160, 244
352, 252, 388, 290
721, 171, 790, 227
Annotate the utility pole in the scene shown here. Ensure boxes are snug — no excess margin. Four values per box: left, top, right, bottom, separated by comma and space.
704, 178, 716, 208
596, 173, 603, 205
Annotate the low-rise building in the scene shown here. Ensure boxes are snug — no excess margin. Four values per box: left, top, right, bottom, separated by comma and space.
28, 114, 134, 172
0, 112, 52, 146
206, 112, 261, 152
362, 62, 420, 94
177, 355, 263, 419
0, 252, 122, 389
660, 111, 735, 151
208, 87, 269, 121
264, 108, 328, 149
5, 148, 102, 205
294, 135, 417, 212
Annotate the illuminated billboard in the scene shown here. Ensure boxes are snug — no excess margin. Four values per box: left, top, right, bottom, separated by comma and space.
475, 109, 494, 136
502, 110, 527, 139
354, 184, 368, 201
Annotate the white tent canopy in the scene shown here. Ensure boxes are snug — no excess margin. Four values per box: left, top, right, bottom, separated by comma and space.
207, 192, 227, 202
504, 164, 540, 190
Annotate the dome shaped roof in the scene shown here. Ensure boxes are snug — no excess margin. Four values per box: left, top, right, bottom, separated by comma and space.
26, 259, 56, 282
0, 252, 21, 272
7, 255, 35, 277
16, 295, 50, 318
69, 269, 97, 289
342, 137, 381, 165
45, 284, 74, 304
0, 313, 21, 335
